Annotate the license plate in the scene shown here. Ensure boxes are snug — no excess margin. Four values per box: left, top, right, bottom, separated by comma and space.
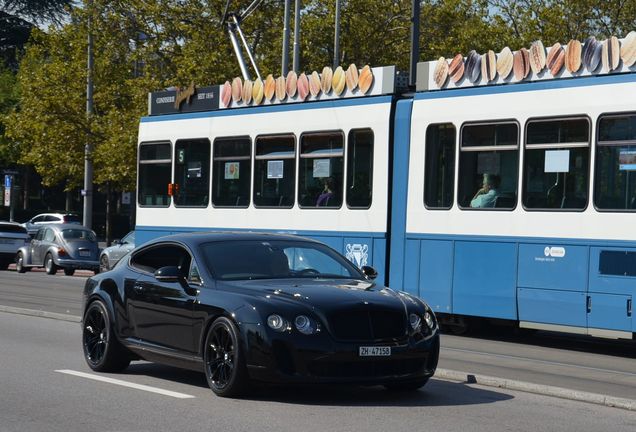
359, 346, 391, 357
79, 250, 91, 257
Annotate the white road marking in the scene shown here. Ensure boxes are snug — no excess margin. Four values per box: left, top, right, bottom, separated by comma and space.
55, 369, 195, 399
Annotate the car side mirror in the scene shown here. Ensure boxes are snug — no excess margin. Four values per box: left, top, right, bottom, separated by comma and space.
361, 265, 378, 280
154, 266, 181, 283
112, 239, 121, 245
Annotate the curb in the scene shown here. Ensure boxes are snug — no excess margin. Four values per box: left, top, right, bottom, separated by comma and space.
435, 368, 636, 411
0, 305, 81, 323
2, 306, 634, 411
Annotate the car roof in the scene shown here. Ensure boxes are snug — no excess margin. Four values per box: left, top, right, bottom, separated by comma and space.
145, 231, 321, 248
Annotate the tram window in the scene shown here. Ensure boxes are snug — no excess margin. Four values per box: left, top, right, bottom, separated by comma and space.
594, 113, 636, 211
138, 142, 172, 207
424, 123, 456, 209
458, 122, 519, 209
346, 129, 373, 208
174, 139, 210, 207
298, 132, 344, 208
253, 135, 295, 208
523, 118, 590, 210
212, 137, 251, 207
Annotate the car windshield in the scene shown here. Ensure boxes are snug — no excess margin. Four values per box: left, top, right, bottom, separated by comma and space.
61, 229, 96, 242
200, 240, 362, 281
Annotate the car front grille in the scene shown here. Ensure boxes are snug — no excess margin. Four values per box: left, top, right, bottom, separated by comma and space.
328, 309, 407, 341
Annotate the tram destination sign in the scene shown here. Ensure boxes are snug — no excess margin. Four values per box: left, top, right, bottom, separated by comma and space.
149, 84, 219, 116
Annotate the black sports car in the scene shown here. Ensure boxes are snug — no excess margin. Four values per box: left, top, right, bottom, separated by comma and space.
81, 232, 439, 397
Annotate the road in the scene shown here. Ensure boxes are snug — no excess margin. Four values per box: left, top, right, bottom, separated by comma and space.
1, 269, 636, 404
2, 312, 635, 432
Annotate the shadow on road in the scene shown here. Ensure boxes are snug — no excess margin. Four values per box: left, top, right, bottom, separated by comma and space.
122, 363, 513, 407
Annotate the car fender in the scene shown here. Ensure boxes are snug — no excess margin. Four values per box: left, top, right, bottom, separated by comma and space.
16, 246, 32, 265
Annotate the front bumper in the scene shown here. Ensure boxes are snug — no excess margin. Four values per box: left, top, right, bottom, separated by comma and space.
243, 325, 440, 385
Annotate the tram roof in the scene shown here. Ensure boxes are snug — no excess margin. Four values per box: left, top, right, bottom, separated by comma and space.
416, 33, 636, 92
147, 32, 636, 117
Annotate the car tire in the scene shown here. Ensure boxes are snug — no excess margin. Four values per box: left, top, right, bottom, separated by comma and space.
99, 255, 110, 273
82, 300, 131, 372
64, 268, 75, 276
44, 253, 58, 275
384, 378, 429, 392
16, 252, 29, 273
203, 316, 249, 398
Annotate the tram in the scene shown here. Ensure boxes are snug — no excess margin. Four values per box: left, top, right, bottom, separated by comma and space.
136, 35, 636, 339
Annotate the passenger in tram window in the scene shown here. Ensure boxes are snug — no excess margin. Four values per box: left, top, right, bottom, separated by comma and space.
316, 177, 336, 206
470, 173, 501, 208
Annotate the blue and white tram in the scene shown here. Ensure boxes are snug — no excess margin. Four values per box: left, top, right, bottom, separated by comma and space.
135, 40, 636, 339
395, 56, 636, 339
136, 67, 398, 281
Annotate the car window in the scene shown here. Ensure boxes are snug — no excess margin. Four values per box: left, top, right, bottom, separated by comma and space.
131, 244, 192, 276
43, 228, 56, 242
122, 231, 135, 244
200, 240, 361, 280
35, 229, 44, 240
0, 224, 27, 234
63, 214, 81, 224
62, 229, 96, 242
32, 216, 45, 223
45, 215, 61, 222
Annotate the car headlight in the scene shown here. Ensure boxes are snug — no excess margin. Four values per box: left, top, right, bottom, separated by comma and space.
294, 315, 319, 335
424, 311, 435, 329
267, 314, 289, 332
409, 313, 422, 331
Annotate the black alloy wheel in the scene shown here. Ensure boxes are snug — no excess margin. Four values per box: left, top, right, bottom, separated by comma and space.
99, 255, 110, 273
16, 252, 28, 273
64, 268, 75, 276
203, 317, 248, 397
44, 253, 57, 275
82, 300, 130, 372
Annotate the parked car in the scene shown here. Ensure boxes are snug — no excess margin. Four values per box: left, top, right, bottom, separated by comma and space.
16, 224, 100, 275
99, 231, 135, 272
0, 221, 30, 270
21, 213, 81, 236
81, 232, 439, 398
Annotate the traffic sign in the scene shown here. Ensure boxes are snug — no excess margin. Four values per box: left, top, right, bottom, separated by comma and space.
3, 188, 9, 207
4, 175, 11, 189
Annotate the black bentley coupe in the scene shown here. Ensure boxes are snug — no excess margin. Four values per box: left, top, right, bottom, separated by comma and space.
81, 232, 439, 397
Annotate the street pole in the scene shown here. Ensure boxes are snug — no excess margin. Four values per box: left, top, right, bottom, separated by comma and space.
281, 0, 290, 76
333, 0, 340, 69
292, 0, 300, 72
409, 0, 420, 88
83, 0, 94, 229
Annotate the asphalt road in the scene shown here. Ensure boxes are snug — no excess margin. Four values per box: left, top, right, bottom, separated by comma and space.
2, 312, 635, 432
1, 269, 635, 401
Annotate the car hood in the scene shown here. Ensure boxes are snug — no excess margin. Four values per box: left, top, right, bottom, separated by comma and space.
220, 278, 409, 312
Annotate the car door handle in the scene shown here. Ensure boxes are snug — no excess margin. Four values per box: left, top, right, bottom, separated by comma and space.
628, 299, 632, 317
133, 284, 144, 293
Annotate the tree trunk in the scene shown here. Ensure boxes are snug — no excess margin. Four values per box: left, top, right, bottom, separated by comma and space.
65, 189, 73, 212
105, 182, 111, 245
